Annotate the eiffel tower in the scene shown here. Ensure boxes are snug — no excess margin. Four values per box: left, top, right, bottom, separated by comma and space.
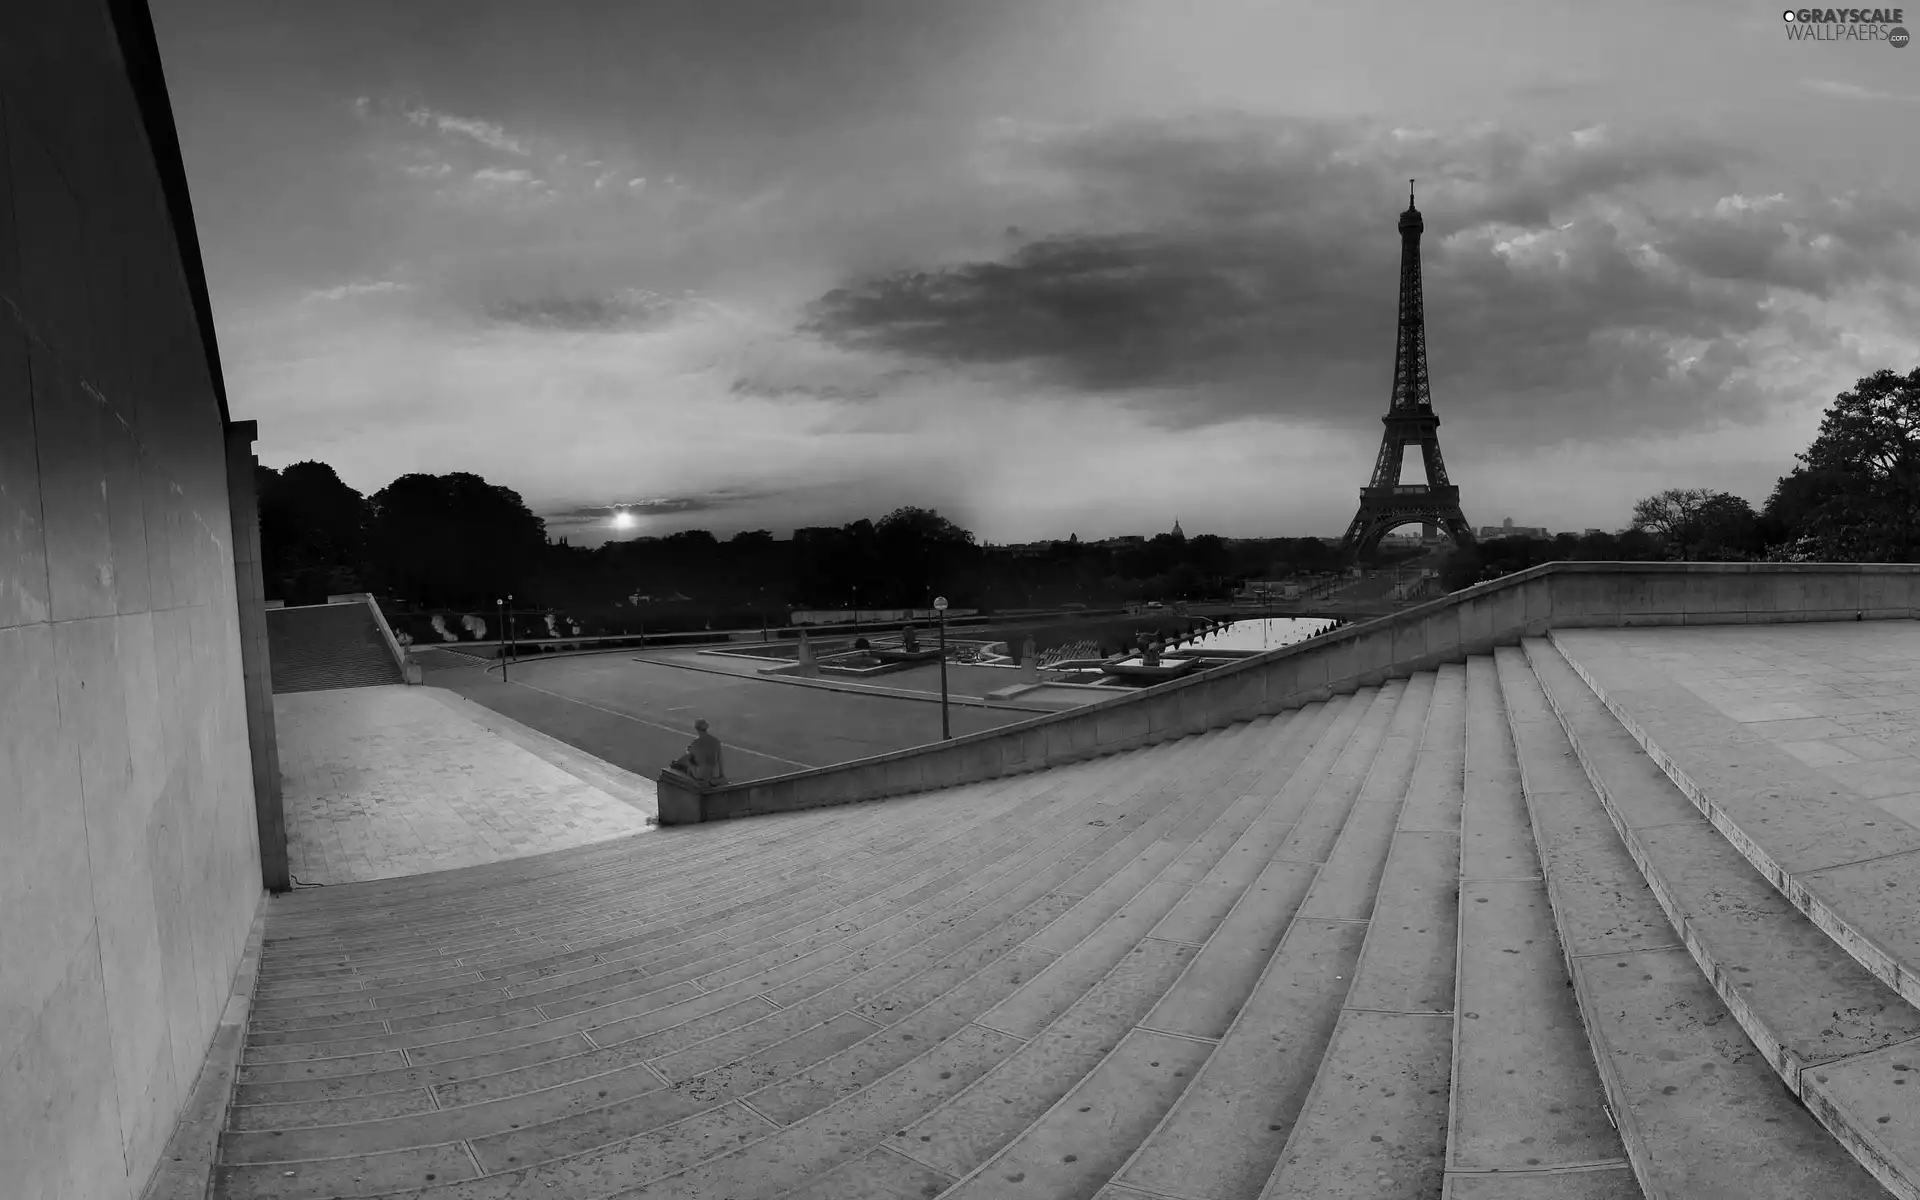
1338, 182, 1474, 559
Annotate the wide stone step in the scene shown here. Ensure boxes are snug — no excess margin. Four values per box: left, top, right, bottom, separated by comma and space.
589, 687, 1406, 1199
222, 718, 1277, 1126
255, 766, 1069, 963
228, 724, 1255, 1105
214, 707, 1335, 1196
1094, 681, 1415, 1199
251, 738, 1175, 988
269, 604, 404, 693
1523, 637, 1920, 1197
1501, 642, 1894, 1199
1432, 654, 1634, 1200
1247, 662, 1460, 1198
243, 742, 1171, 1034
936, 674, 1436, 1200
257, 729, 1241, 956
895, 685, 1421, 1194
1548, 627, 1920, 1015
218, 749, 1240, 1196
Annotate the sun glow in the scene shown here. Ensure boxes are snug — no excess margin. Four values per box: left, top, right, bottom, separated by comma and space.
611, 511, 637, 530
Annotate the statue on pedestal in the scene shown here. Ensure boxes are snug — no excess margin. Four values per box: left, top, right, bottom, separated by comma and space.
1143, 641, 1163, 666
670, 718, 727, 785
900, 623, 920, 652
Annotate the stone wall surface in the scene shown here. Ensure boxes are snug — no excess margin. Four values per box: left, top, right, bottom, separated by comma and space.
659, 562, 1920, 824
0, 4, 264, 1199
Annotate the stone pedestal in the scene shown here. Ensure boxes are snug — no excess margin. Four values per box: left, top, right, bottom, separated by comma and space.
1020, 655, 1040, 683
657, 770, 706, 825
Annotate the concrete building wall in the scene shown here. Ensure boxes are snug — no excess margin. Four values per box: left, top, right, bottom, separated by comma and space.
0, 4, 265, 1199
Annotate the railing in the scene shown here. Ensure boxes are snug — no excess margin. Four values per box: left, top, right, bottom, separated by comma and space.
654, 562, 1920, 824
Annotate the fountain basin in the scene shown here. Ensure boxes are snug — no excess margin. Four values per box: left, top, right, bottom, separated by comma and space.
873, 647, 944, 663
1101, 656, 1201, 681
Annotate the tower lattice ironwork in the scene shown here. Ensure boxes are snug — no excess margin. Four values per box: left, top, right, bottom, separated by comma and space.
1338, 181, 1474, 558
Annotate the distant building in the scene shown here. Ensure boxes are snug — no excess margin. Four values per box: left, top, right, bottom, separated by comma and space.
1235, 580, 1303, 600
1478, 516, 1550, 540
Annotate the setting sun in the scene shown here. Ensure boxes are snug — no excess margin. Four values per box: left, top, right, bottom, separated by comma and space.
611, 511, 636, 530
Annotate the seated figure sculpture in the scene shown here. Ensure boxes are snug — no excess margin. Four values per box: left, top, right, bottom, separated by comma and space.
900, 623, 920, 652
1143, 641, 1163, 666
670, 718, 726, 785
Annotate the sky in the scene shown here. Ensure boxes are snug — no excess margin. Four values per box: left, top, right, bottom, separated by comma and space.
151, 0, 1920, 546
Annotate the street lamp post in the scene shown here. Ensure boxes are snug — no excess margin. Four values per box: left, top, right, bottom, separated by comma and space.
934, 595, 950, 740
496, 596, 509, 682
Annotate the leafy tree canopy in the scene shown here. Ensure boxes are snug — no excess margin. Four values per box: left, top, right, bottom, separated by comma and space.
1772, 366, 1920, 560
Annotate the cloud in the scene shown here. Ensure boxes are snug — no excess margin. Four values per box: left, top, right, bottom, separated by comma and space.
403, 105, 529, 155
1656, 191, 1920, 298
484, 289, 693, 331
472, 166, 537, 186
1801, 79, 1920, 104
304, 279, 408, 302
797, 113, 1917, 442
354, 93, 655, 207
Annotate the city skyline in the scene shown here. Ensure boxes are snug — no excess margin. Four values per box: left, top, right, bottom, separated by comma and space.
154, 0, 1920, 546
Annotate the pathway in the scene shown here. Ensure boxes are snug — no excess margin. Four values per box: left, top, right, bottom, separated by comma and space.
273, 686, 656, 887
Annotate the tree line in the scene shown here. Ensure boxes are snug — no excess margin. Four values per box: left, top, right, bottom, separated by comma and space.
1441, 366, 1920, 588
257, 365, 1920, 617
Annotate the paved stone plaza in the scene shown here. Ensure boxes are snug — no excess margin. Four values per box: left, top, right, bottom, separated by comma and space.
273, 685, 657, 885
1557, 622, 1920, 831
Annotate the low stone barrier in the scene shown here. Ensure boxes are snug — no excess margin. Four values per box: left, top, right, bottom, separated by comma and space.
363, 596, 416, 684
655, 562, 1920, 825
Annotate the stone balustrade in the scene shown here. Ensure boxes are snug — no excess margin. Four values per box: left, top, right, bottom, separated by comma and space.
655, 562, 1920, 824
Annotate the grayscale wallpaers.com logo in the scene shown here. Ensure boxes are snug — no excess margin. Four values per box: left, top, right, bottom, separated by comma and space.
1783, 7, 1911, 44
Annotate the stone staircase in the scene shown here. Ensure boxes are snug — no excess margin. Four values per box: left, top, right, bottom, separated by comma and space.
268, 602, 406, 694
217, 639, 1920, 1198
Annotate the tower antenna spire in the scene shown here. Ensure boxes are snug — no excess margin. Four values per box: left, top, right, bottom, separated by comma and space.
1409, 178, 1415, 207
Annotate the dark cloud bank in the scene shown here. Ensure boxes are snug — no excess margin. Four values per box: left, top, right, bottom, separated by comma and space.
801, 114, 1920, 443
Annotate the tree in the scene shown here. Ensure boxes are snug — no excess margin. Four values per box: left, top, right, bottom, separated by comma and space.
256, 460, 370, 604
365, 472, 549, 606
874, 506, 978, 605
1630, 488, 1758, 561
1438, 544, 1482, 592
1774, 366, 1920, 560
